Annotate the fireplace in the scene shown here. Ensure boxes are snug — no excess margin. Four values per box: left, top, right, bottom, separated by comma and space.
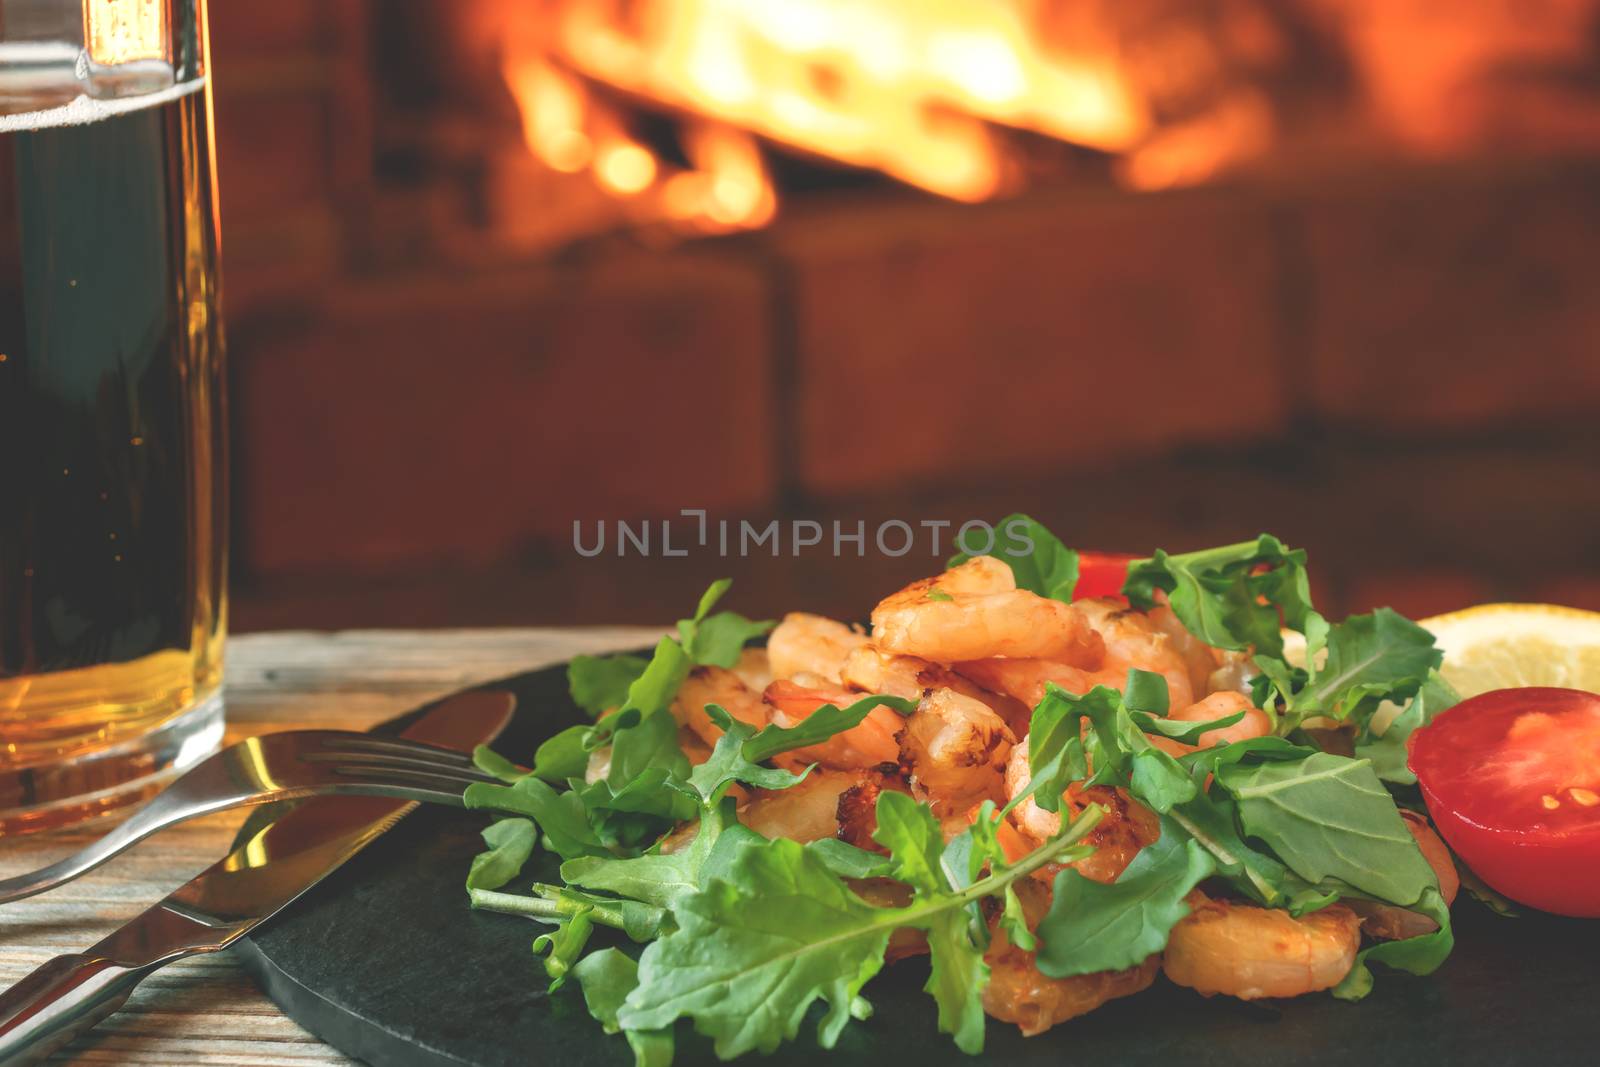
353, 0, 1600, 251
210, 1, 1600, 629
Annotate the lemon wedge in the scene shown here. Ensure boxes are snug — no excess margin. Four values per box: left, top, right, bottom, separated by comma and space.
1419, 603, 1600, 698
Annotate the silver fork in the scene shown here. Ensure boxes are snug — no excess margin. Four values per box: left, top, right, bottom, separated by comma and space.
0, 730, 503, 904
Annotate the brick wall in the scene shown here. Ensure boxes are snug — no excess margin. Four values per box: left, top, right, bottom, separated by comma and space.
206, 11, 1600, 629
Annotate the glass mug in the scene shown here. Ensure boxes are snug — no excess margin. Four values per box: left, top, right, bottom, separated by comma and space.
0, 0, 227, 833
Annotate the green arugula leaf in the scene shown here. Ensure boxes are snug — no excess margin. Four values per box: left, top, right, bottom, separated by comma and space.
675, 578, 775, 668
1216, 752, 1438, 905
1122, 668, 1171, 714
1179, 735, 1320, 775
870, 791, 948, 895
571, 949, 675, 1067
1036, 817, 1216, 977
531, 905, 594, 990
1251, 656, 1306, 713
806, 838, 893, 880
940, 803, 1010, 951
1284, 609, 1442, 727
687, 611, 776, 669
607, 707, 690, 784
872, 792, 987, 1053
570, 710, 697, 850
529, 725, 590, 782
562, 802, 734, 909
1166, 740, 1328, 909
743, 694, 916, 763
923, 907, 989, 1055
1130, 709, 1247, 746
1128, 748, 1200, 813
561, 848, 702, 911
602, 637, 693, 735
1123, 535, 1309, 657
999, 886, 1037, 953
618, 795, 1104, 1057
578, 772, 696, 835
1024, 683, 1196, 815
1018, 684, 1098, 812
943, 801, 1009, 886
569, 654, 652, 717
1354, 670, 1460, 784
686, 695, 914, 805
686, 578, 732, 630
472, 745, 529, 784
948, 512, 1079, 602
1166, 789, 1293, 907
465, 818, 537, 892
686, 705, 809, 804
619, 837, 893, 1057
1332, 887, 1454, 1000
566, 683, 912, 913
464, 776, 608, 860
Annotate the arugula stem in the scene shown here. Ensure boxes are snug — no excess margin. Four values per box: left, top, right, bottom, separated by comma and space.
948, 804, 1104, 908
470, 888, 634, 933
1133, 540, 1263, 570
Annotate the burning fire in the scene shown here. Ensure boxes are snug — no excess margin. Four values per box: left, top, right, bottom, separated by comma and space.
490, 1, 1600, 237
497, 0, 1156, 233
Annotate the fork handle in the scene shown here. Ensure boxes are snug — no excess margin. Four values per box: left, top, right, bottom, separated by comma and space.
0, 953, 157, 1065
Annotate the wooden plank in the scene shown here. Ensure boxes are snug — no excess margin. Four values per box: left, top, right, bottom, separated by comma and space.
0, 627, 661, 1066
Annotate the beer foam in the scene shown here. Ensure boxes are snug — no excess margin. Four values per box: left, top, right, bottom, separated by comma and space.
0, 74, 207, 134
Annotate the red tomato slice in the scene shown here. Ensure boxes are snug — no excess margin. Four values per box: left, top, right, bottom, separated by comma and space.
1074, 552, 1138, 601
1408, 686, 1600, 917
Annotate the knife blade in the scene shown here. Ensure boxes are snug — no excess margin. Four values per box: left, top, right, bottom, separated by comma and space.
0, 688, 515, 1066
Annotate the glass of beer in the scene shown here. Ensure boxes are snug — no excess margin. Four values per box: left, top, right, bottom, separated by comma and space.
0, 0, 227, 834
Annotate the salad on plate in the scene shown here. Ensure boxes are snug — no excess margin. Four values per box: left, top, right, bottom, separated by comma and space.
457, 515, 1593, 1064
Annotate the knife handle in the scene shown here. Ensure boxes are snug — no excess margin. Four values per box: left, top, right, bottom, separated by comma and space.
0, 953, 154, 1065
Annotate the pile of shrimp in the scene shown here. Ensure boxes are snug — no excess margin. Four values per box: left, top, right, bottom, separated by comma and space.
649, 557, 1458, 1036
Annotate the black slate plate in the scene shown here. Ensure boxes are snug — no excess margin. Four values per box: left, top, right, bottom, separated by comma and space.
234, 658, 1600, 1067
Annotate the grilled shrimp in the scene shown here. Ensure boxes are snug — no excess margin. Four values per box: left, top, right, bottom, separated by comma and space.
899, 688, 1013, 814
834, 773, 910, 850
739, 769, 865, 843
1163, 891, 1362, 1000
1147, 603, 1224, 695
672, 666, 768, 749
955, 657, 1125, 709
839, 644, 927, 700
767, 613, 867, 684
871, 557, 1104, 664
1150, 691, 1273, 756
732, 647, 774, 692
1004, 735, 1067, 845
843, 644, 1032, 733
1075, 597, 1195, 710
983, 878, 1160, 1035
764, 677, 905, 770
956, 659, 1262, 759
1002, 738, 1160, 884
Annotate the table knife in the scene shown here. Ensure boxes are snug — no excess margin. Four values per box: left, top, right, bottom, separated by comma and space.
0, 688, 515, 1066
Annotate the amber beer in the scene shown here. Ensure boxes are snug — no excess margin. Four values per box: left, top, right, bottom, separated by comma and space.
0, 2, 227, 833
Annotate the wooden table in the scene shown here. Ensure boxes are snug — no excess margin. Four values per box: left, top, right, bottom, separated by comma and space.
0, 628, 659, 1066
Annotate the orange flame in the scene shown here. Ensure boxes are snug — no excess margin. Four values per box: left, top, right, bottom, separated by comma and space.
495, 1, 1232, 231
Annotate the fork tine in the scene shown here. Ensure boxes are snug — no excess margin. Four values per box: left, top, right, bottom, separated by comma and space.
297, 748, 502, 781
310, 733, 485, 768
327, 764, 499, 796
